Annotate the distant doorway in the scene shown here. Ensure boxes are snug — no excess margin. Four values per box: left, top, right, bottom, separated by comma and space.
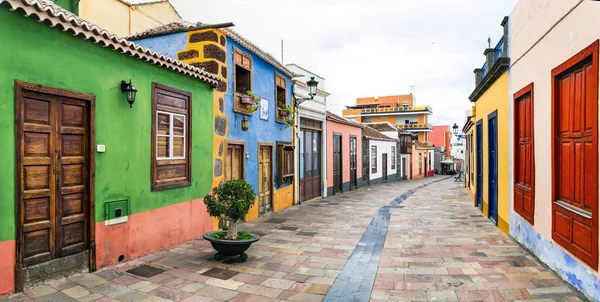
476, 120, 483, 210
349, 135, 357, 190
488, 112, 499, 225
382, 153, 388, 183
333, 134, 343, 194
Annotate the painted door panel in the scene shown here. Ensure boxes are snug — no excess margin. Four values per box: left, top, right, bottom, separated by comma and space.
488, 114, 498, 224
553, 54, 598, 268
19, 91, 90, 266
258, 146, 273, 214
300, 130, 322, 201
333, 135, 342, 194
476, 122, 483, 210
514, 89, 535, 223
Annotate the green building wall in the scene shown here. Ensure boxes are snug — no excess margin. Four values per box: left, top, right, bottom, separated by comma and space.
0, 6, 216, 289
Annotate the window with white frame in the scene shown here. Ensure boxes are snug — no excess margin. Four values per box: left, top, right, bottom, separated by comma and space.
157, 111, 186, 159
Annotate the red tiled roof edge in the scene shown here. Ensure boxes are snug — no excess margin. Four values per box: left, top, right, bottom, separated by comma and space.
1, 0, 221, 87
127, 21, 293, 77
326, 111, 364, 128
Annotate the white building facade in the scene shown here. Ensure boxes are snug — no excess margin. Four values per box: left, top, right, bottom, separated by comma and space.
286, 64, 329, 203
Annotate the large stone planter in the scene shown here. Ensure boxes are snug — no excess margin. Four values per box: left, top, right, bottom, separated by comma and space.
202, 231, 260, 262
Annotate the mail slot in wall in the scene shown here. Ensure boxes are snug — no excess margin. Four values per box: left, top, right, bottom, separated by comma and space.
104, 199, 129, 226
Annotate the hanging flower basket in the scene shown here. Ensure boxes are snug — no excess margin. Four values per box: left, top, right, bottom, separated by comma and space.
240, 95, 254, 105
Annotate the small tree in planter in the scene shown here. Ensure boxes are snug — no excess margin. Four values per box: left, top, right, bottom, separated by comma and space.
203, 180, 260, 261
204, 180, 256, 239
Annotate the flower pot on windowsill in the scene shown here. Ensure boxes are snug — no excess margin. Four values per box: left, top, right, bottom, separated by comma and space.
240, 95, 254, 105
278, 108, 288, 116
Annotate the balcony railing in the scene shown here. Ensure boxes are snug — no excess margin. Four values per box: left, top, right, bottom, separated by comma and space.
481, 37, 505, 80
494, 37, 504, 61
360, 105, 432, 114
397, 123, 432, 130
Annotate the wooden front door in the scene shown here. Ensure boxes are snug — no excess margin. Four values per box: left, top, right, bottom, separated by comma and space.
16, 82, 94, 271
514, 85, 535, 224
300, 129, 322, 201
225, 142, 244, 181
382, 153, 388, 183
333, 134, 342, 194
349, 136, 357, 190
552, 42, 598, 268
258, 145, 273, 215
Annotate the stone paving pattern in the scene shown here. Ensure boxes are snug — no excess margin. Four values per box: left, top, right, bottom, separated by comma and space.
1, 177, 584, 301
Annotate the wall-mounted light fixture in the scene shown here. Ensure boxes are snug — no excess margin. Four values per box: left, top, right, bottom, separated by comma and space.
241, 116, 249, 131
120, 80, 138, 108
293, 77, 320, 106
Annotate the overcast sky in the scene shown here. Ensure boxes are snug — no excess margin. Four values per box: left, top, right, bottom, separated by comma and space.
170, 0, 518, 126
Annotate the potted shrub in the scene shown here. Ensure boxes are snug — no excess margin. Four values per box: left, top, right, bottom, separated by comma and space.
203, 180, 260, 262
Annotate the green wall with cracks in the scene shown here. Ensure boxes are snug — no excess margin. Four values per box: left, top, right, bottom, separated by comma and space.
0, 8, 215, 242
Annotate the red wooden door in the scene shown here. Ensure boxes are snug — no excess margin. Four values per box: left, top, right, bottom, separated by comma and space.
552, 42, 598, 269
514, 85, 535, 224
17, 88, 90, 266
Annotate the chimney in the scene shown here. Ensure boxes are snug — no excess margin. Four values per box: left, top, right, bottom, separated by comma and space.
484, 48, 495, 71
474, 68, 482, 86
501, 16, 509, 57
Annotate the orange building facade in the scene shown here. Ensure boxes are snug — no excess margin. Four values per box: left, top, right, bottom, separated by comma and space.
429, 125, 451, 157
341, 94, 432, 142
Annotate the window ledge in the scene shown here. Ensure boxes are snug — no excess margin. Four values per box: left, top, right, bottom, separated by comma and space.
152, 181, 191, 192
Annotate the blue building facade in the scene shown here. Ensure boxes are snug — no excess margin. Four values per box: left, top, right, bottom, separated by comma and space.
132, 22, 296, 220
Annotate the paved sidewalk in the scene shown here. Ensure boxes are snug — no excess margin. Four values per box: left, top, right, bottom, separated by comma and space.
1, 177, 583, 301
371, 179, 583, 301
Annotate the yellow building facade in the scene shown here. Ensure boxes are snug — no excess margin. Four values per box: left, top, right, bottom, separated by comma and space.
472, 72, 510, 234
78, 0, 181, 37
469, 17, 510, 234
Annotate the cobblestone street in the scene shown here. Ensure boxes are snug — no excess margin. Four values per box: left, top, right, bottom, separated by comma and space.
2, 177, 584, 302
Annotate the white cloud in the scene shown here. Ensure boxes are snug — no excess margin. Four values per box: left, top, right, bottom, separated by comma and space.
170, 0, 518, 126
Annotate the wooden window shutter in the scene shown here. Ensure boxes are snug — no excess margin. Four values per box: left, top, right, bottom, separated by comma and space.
151, 83, 192, 191
551, 40, 599, 269
277, 141, 294, 183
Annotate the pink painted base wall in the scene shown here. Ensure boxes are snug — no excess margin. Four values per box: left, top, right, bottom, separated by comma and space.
0, 240, 15, 295
96, 198, 213, 268
327, 121, 363, 187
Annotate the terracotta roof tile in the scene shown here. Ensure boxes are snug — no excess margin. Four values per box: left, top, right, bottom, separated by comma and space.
363, 122, 397, 132
362, 126, 399, 142
1, 0, 221, 86
128, 21, 293, 77
326, 111, 364, 128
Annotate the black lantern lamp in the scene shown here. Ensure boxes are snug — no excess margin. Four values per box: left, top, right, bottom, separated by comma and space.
307, 77, 319, 99
452, 123, 459, 135
120, 80, 137, 108
241, 116, 249, 131
452, 123, 465, 139
294, 77, 320, 106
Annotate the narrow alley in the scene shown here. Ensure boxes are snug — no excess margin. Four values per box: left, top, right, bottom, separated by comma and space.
2, 177, 583, 302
